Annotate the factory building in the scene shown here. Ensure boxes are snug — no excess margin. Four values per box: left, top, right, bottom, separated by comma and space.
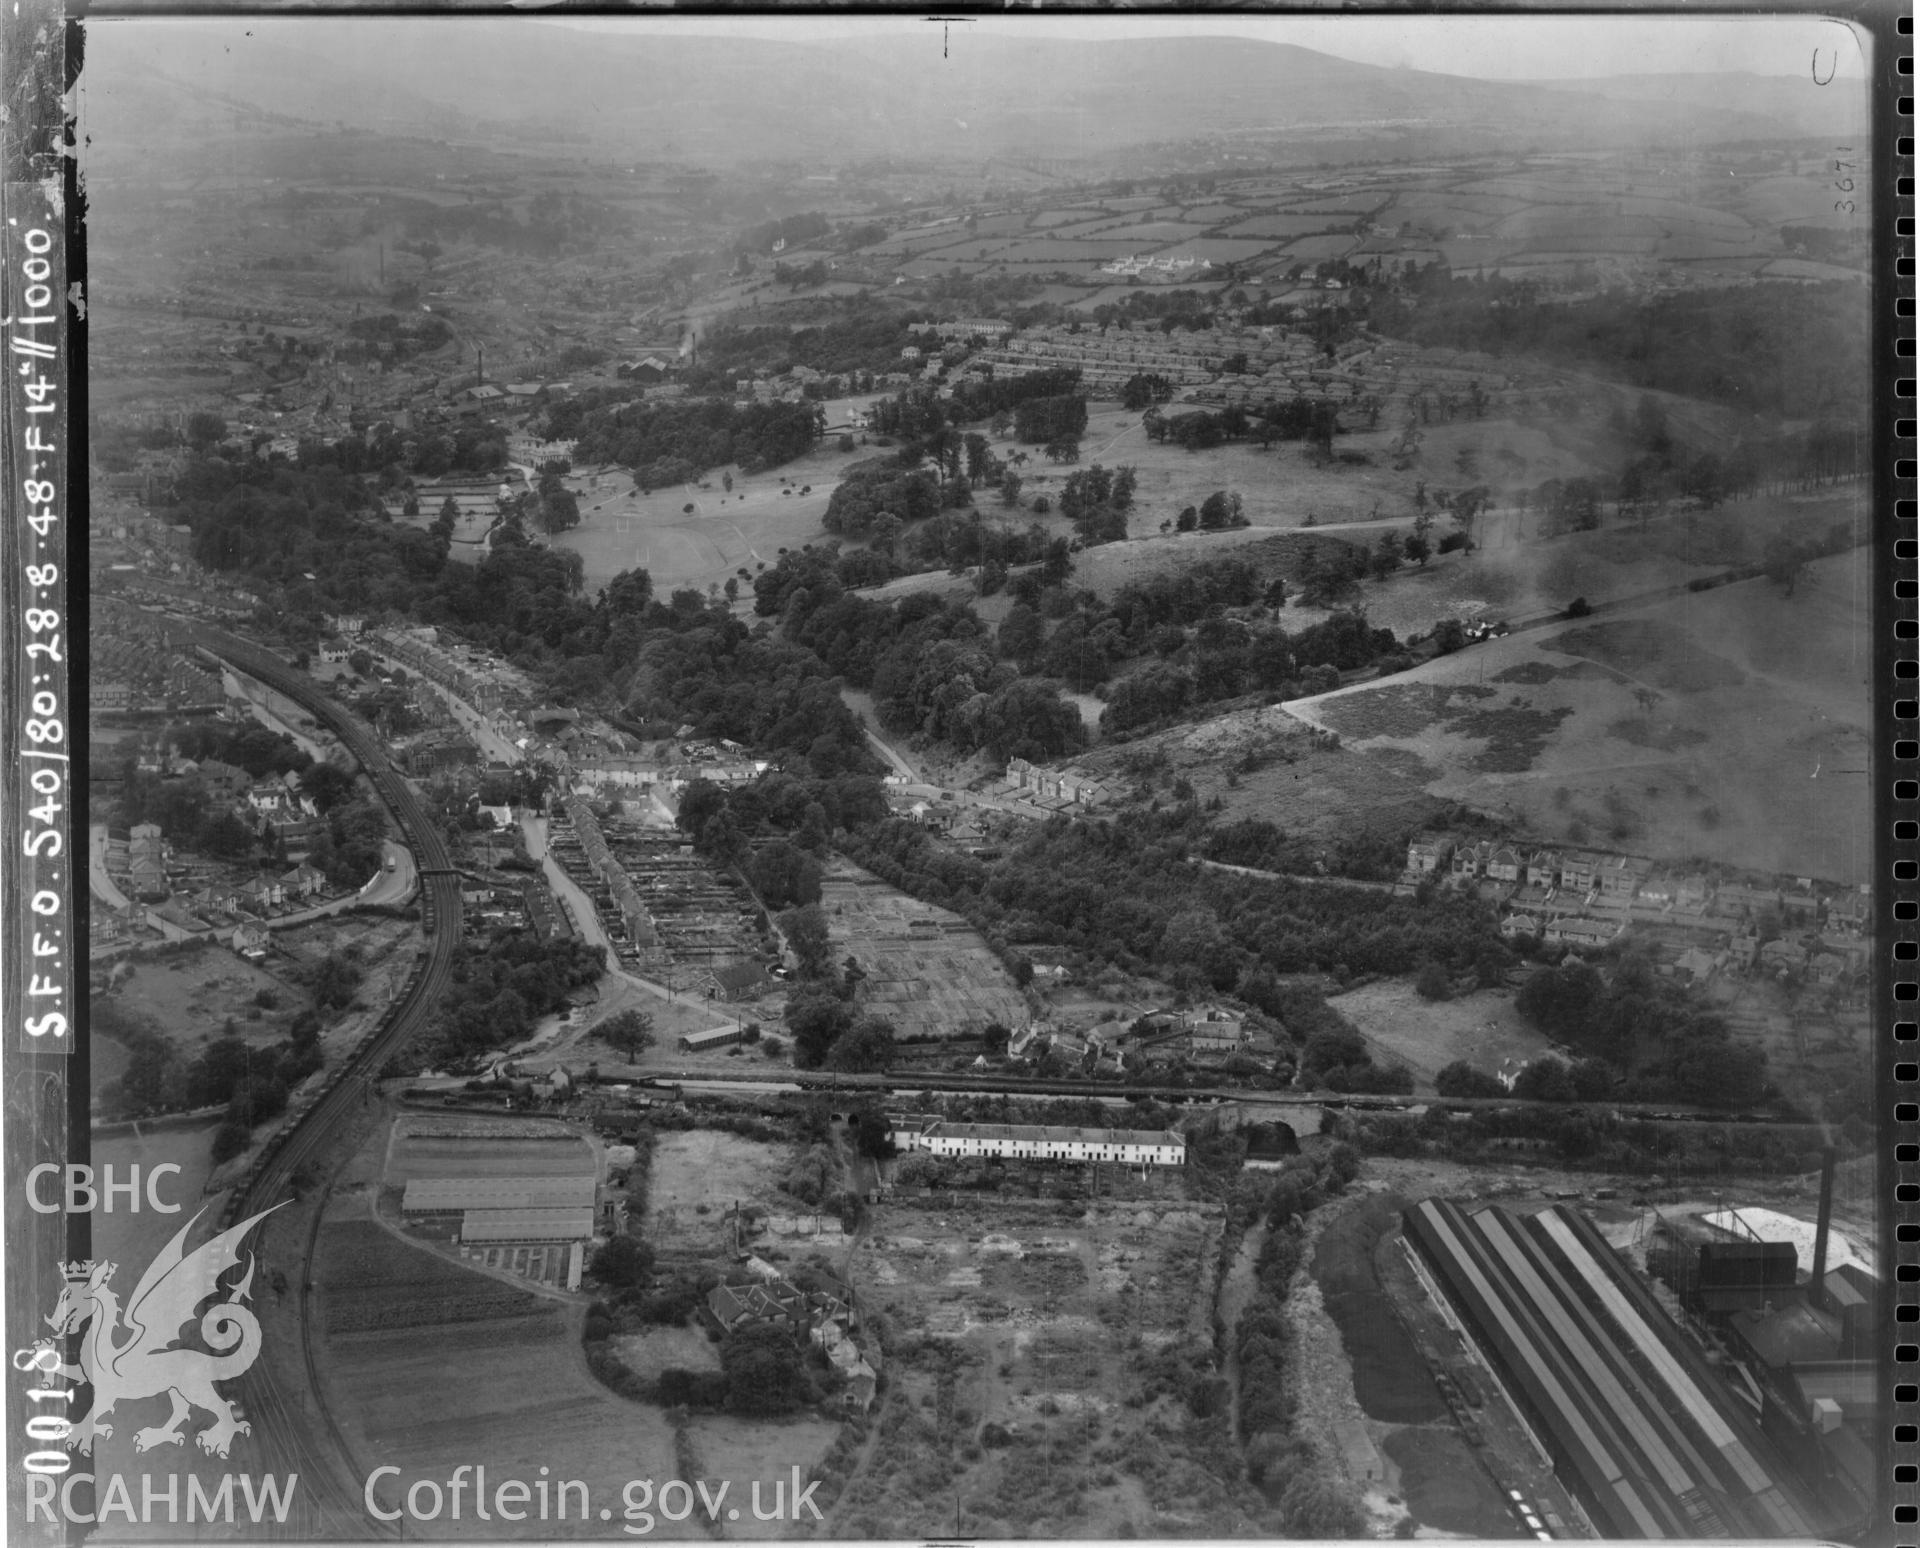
1404, 1198, 1818, 1539
402, 1176, 597, 1213
459, 1208, 597, 1244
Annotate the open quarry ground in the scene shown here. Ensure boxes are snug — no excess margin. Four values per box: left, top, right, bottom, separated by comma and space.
647, 1129, 794, 1253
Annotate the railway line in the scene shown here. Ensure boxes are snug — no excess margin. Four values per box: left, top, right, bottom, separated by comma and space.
188, 624, 464, 1535
606, 1066, 1789, 1128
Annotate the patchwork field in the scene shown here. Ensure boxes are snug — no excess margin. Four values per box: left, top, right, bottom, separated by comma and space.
826, 155, 1834, 292
831, 1198, 1236, 1539
817, 858, 1029, 1044
309, 1125, 689, 1540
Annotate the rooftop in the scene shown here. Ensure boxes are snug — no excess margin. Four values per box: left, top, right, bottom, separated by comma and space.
926, 1122, 1184, 1147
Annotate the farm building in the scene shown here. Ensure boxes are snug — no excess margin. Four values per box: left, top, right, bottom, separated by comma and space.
707, 1276, 854, 1338
460, 1208, 595, 1244
1185, 1005, 1248, 1053
1404, 1198, 1818, 1539
917, 1122, 1186, 1167
679, 1025, 745, 1053
403, 1176, 597, 1213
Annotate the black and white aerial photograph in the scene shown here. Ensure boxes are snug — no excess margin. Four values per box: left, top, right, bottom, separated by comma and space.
65, 10, 1885, 1543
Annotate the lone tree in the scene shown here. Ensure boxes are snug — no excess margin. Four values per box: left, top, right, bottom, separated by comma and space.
1763, 534, 1808, 596
186, 411, 228, 449
598, 1009, 654, 1062
591, 1233, 653, 1290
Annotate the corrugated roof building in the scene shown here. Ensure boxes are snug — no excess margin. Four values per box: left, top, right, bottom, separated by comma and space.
404, 1176, 596, 1213
460, 1208, 596, 1244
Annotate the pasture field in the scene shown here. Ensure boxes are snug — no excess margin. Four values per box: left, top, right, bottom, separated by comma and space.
610, 1324, 721, 1381
685, 1415, 842, 1541
648, 1130, 791, 1252
1147, 238, 1278, 265
1325, 981, 1554, 1093
1223, 212, 1364, 239
1295, 544, 1872, 884
816, 857, 1029, 1044
831, 1198, 1226, 1539
551, 433, 861, 593
321, 1304, 688, 1539
99, 945, 310, 1051
1735, 174, 1859, 229
1269, 234, 1358, 263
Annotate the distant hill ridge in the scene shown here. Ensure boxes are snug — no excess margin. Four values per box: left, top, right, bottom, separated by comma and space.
84, 22, 1864, 163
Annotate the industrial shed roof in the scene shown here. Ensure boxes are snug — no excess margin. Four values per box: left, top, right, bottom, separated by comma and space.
405, 1176, 595, 1212
460, 1208, 596, 1243
1405, 1198, 1817, 1541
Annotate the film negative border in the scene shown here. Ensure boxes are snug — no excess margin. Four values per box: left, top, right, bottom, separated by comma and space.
8, 5, 1914, 1546
1892, 8, 1917, 1547
1, 2, 77, 1545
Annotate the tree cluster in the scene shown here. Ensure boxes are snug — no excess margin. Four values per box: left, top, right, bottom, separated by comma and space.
571, 397, 821, 483
1514, 954, 1769, 1109
423, 933, 607, 1063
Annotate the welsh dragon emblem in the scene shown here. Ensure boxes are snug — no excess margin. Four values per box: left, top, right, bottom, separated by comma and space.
41, 1204, 286, 1458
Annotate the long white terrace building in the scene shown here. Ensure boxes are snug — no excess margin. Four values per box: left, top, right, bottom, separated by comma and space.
915, 1121, 1186, 1167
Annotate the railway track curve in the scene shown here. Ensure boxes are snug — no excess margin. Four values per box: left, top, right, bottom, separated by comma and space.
187, 624, 465, 1534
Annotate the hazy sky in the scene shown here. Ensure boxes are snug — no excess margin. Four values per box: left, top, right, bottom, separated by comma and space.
541, 12, 1869, 83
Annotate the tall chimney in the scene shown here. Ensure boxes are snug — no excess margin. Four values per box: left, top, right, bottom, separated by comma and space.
476, 344, 484, 386
1808, 1145, 1836, 1310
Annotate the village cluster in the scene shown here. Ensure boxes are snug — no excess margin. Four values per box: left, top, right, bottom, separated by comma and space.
1408, 835, 1871, 992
